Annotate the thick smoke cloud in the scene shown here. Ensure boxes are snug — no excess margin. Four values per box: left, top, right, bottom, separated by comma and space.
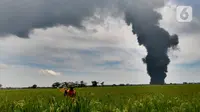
124, 0, 179, 84
0, 0, 179, 84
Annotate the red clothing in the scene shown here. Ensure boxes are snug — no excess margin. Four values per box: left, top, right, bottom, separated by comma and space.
65, 89, 76, 97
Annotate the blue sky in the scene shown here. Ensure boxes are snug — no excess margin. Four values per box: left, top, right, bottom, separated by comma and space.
0, 0, 200, 87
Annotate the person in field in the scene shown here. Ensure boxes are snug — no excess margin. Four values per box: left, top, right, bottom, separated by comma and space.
64, 84, 76, 98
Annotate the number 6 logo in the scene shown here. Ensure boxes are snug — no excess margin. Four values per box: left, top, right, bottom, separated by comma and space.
176, 6, 192, 22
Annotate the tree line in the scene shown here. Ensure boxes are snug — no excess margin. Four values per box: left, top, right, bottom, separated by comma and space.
1, 81, 200, 89
52, 81, 104, 88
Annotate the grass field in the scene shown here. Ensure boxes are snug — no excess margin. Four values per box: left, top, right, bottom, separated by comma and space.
0, 84, 200, 112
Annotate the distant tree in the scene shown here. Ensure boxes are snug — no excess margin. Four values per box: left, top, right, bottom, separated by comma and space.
80, 81, 87, 87
119, 84, 125, 86
80, 81, 84, 87
32, 84, 37, 89
183, 82, 187, 84
52, 82, 61, 88
62, 82, 69, 87
0, 84, 2, 88
101, 82, 104, 86
91, 81, 98, 87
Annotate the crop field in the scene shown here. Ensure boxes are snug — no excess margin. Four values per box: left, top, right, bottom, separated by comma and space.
0, 84, 200, 112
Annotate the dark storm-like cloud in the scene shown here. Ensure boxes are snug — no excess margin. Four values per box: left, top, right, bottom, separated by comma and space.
0, 0, 166, 38
0, 0, 115, 37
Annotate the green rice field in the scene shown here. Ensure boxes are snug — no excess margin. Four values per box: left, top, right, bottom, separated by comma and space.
0, 84, 200, 112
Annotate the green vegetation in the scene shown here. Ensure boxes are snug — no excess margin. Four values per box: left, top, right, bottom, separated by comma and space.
0, 84, 200, 112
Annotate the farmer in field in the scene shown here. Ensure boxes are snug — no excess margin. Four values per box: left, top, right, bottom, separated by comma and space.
64, 83, 76, 98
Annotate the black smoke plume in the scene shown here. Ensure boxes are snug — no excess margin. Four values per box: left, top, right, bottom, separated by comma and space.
124, 2, 179, 84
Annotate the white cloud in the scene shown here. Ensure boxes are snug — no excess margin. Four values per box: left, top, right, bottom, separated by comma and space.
0, 64, 8, 69
0, 13, 148, 86
39, 69, 61, 76
0, 14, 146, 72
